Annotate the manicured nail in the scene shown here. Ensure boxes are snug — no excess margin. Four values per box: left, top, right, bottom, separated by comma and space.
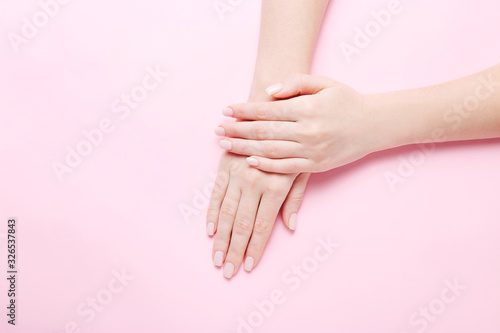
207, 222, 215, 236
223, 262, 234, 279
214, 127, 225, 136
219, 140, 232, 150
246, 157, 258, 166
289, 213, 297, 230
244, 257, 254, 272
265, 83, 283, 96
222, 107, 233, 116
214, 251, 224, 266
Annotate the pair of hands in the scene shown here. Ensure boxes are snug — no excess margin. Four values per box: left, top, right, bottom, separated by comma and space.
207, 74, 384, 279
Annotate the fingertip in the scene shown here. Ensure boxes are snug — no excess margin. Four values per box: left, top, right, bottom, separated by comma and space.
214, 126, 225, 136
223, 262, 235, 279
222, 107, 234, 117
289, 213, 297, 231
246, 157, 259, 167
214, 251, 224, 267
244, 256, 254, 272
207, 222, 215, 236
219, 140, 232, 151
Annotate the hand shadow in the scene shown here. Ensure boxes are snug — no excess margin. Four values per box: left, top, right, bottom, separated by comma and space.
307, 137, 500, 191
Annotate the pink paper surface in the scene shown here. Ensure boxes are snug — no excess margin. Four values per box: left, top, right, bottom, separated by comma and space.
1, 0, 499, 332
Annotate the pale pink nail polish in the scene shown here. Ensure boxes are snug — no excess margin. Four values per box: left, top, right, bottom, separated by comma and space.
265, 83, 283, 96
244, 257, 254, 272
246, 157, 258, 166
219, 140, 232, 150
222, 108, 233, 116
214, 251, 224, 266
214, 127, 225, 136
207, 223, 215, 236
223, 262, 234, 278
289, 213, 297, 230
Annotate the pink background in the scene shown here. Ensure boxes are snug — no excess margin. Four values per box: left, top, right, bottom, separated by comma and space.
1, 0, 499, 332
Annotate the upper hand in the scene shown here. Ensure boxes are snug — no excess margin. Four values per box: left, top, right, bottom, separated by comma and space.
215, 74, 388, 174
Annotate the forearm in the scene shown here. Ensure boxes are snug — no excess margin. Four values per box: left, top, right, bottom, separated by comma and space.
370, 64, 500, 150
249, 0, 329, 101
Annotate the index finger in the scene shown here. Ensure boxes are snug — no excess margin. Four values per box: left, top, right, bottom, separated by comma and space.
224, 100, 298, 121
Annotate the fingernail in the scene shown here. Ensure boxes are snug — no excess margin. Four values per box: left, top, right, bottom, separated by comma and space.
207, 222, 215, 236
244, 257, 254, 272
214, 127, 225, 136
246, 157, 258, 166
289, 213, 297, 230
222, 107, 233, 116
214, 251, 224, 266
219, 140, 232, 150
223, 262, 235, 279
265, 83, 283, 96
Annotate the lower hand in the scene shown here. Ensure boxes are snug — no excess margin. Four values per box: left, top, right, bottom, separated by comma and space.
207, 150, 310, 279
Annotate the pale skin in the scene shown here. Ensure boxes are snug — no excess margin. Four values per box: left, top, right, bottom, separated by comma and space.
210, 0, 500, 280
217, 65, 500, 173
207, 0, 330, 279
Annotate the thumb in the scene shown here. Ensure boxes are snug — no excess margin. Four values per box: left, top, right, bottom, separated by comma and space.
265, 74, 334, 99
282, 173, 311, 231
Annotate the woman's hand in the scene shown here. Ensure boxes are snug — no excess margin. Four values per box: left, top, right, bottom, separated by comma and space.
207, 152, 309, 278
215, 74, 396, 174
207, 0, 330, 279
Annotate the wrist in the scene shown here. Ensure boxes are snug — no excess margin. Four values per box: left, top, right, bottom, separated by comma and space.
248, 78, 274, 102
364, 91, 425, 152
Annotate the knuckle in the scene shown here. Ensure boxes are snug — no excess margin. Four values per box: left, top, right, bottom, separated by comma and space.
303, 99, 314, 114
299, 126, 312, 138
288, 193, 304, 207
309, 145, 321, 160
266, 181, 285, 195
255, 107, 268, 120
301, 125, 320, 142
254, 125, 270, 140
317, 140, 329, 153
211, 180, 226, 198
269, 120, 284, 131
315, 124, 328, 137
244, 168, 261, 185
253, 218, 271, 235
234, 218, 252, 234
219, 206, 236, 220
